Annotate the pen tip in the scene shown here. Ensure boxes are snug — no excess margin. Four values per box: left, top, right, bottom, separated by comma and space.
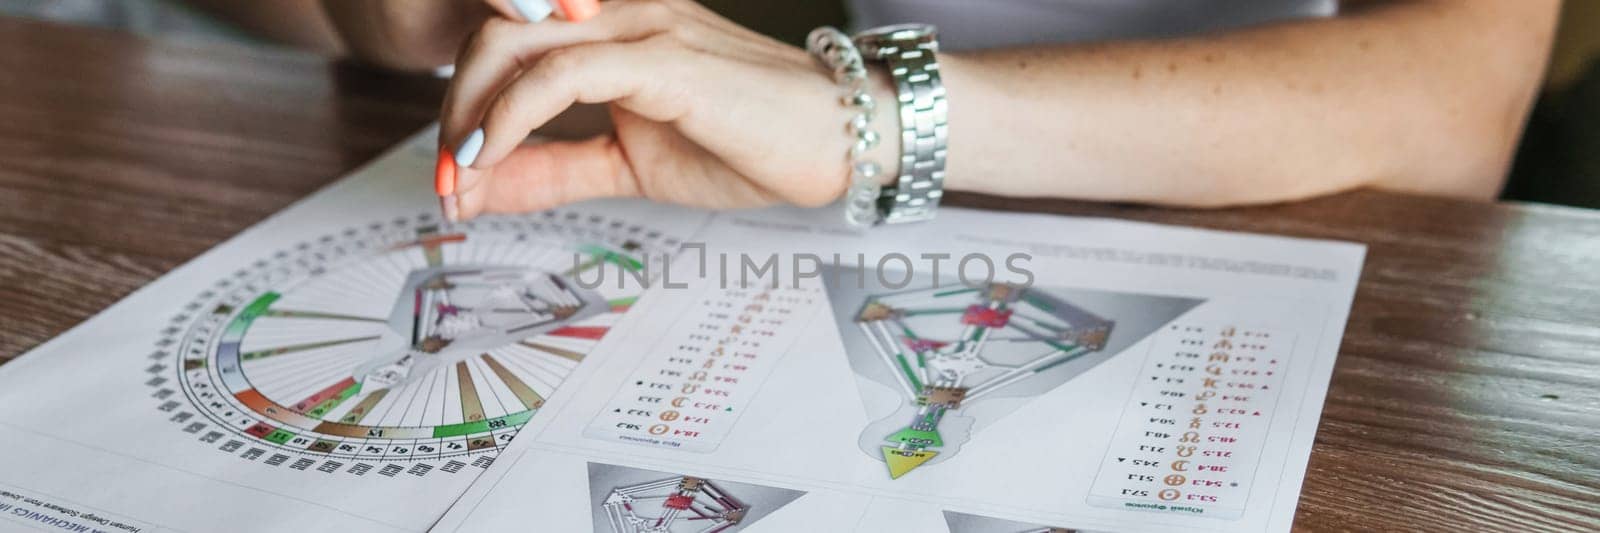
560, 0, 600, 21
440, 194, 459, 222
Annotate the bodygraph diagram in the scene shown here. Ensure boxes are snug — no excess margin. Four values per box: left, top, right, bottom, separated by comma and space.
588, 462, 805, 533
823, 268, 1202, 479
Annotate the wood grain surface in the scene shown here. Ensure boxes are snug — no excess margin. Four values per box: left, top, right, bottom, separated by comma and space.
0, 16, 1596, 532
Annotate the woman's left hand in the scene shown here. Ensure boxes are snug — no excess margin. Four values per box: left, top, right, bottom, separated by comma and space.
439, 0, 896, 220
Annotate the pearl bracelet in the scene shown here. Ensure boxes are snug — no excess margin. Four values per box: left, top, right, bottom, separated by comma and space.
806, 26, 885, 227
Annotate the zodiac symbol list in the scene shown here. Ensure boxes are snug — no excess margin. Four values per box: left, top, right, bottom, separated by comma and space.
1088, 324, 1293, 519
584, 285, 820, 452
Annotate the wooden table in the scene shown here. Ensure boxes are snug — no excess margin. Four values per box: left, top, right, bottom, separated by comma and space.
1, 16, 1596, 532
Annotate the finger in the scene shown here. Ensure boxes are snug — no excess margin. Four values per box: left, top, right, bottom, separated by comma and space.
440, 1, 676, 146
454, 135, 640, 219
469, 37, 693, 177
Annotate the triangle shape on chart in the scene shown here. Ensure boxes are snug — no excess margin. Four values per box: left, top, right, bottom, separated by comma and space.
881, 446, 939, 479
587, 462, 806, 533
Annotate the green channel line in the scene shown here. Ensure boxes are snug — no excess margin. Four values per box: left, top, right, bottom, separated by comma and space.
895, 354, 924, 391
1023, 294, 1055, 311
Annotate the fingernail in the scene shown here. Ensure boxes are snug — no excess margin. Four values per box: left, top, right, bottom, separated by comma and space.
511, 0, 553, 22
557, 0, 600, 21
454, 128, 485, 169
440, 194, 460, 222
434, 147, 457, 196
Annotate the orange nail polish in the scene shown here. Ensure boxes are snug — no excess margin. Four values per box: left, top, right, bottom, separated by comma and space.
557, 0, 600, 21
435, 148, 457, 196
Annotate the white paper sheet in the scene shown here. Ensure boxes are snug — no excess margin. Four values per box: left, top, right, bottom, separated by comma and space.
0, 127, 714, 533
434, 192, 1366, 531
0, 127, 1364, 533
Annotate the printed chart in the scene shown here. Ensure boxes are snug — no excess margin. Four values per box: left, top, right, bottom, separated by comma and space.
825, 269, 1203, 479
588, 462, 805, 533
427, 205, 1367, 533
151, 211, 677, 477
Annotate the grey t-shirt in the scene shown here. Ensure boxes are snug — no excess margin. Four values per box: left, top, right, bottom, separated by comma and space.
0, 0, 253, 43
849, 0, 1337, 50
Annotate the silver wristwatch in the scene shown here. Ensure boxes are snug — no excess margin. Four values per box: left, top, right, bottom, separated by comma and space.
855, 24, 948, 225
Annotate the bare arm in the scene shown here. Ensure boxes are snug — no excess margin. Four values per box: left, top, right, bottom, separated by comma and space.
911, 1, 1559, 206
433, 0, 1560, 218
317, 0, 494, 71
181, 0, 344, 55
185, 0, 499, 72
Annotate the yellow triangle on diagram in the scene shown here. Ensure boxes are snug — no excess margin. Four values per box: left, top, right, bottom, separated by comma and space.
881, 446, 938, 479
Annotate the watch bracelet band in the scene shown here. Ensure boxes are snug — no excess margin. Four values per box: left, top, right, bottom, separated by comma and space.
862, 34, 948, 224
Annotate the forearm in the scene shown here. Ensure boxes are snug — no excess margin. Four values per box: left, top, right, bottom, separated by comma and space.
183, 0, 344, 54
319, 0, 488, 71
922, 1, 1556, 206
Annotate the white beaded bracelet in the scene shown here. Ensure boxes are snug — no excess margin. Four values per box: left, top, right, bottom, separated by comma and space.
806, 26, 885, 227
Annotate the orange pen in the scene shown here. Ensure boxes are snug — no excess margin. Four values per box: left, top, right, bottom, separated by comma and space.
435, 147, 460, 221
508, 0, 600, 23
554, 0, 601, 22
438, 0, 603, 221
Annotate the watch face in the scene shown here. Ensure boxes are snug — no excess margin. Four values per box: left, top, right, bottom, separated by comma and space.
854, 23, 938, 57
858, 23, 937, 42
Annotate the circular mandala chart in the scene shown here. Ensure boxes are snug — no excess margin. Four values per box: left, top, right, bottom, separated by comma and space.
151, 211, 677, 475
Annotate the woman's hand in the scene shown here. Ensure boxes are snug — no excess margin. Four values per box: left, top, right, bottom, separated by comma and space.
438, 0, 873, 220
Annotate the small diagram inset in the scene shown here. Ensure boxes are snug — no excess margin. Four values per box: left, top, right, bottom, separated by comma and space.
588, 462, 805, 533
942, 510, 1092, 533
825, 267, 1203, 480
